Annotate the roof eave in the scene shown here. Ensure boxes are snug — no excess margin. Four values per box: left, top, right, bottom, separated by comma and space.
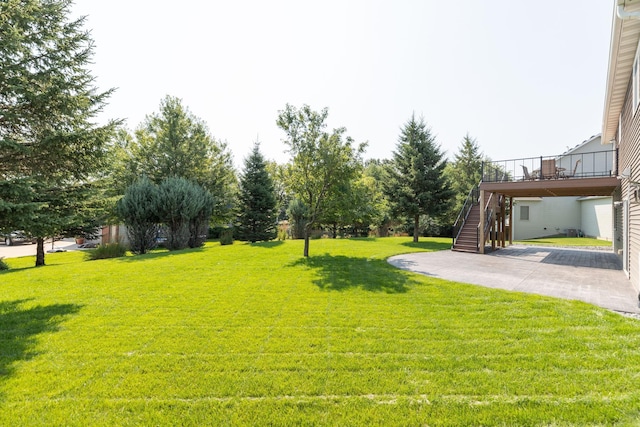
603, 1, 640, 144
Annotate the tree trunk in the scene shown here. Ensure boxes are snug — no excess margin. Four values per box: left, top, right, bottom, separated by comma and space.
35, 237, 45, 266
413, 215, 419, 243
303, 226, 310, 257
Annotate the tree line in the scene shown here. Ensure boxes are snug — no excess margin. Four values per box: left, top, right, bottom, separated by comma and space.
0, 0, 489, 265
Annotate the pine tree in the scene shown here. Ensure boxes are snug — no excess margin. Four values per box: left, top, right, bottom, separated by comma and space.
0, 0, 119, 266
384, 114, 453, 243
157, 177, 214, 250
237, 143, 277, 242
445, 133, 484, 219
127, 96, 237, 224
116, 178, 161, 255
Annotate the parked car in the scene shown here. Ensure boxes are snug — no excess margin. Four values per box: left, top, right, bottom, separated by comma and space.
3, 231, 37, 246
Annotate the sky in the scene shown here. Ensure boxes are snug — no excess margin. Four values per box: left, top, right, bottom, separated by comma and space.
71, 0, 614, 168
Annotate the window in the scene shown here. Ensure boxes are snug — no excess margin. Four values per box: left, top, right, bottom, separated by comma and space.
520, 206, 530, 221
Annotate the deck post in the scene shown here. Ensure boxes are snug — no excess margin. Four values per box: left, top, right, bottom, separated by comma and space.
501, 195, 506, 248
491, 195, 496, 251
479, 189, 486, 254
508, 197, 513, 245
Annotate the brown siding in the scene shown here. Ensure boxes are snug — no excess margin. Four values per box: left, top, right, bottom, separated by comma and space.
618, 79, 640, 293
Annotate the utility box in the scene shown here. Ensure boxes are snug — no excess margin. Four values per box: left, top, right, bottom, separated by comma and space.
567, 228, 577, 237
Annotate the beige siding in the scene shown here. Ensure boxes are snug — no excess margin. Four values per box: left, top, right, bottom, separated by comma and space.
613, 187, 624, 256
618, 80, 640, 293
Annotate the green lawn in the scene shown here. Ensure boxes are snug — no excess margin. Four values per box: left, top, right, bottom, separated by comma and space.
514, 236, 612, 247
1, 237, 640, 426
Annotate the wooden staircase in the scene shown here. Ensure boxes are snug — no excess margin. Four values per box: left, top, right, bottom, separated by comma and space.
452, 204, 480, 253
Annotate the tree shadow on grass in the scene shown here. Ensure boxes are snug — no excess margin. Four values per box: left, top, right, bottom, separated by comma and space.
249, 241, 284, 249
290, 254, 416, 293
111, 245, 207, 263
0, 299, 82, 400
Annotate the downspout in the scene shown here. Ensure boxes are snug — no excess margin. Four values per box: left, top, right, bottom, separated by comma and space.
617, 1, 640, 20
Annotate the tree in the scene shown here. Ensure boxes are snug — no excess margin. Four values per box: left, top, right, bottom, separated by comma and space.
276, 104, 365, 256
362, 159, 394, 236
116, 178, 161, 255
384, 114, 453, 243
157, 177, 214, 250
445, 133, 484, 220
237, 143, 277, 242
117, 177, 213, 253
265, 161, 290, 222
286, 198, 309, 240
122, 95, 237, 223
0, 0, 119, 266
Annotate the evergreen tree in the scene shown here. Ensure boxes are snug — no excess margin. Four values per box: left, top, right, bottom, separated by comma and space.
116, 178, 161, 255
126, 96, 237, 223
157, 177, 214, 250
237, 143, 277, 242
445, 133, 484, 219
287, 198, 309, 240
384, 114, 453, 243
0, 0, 119, 266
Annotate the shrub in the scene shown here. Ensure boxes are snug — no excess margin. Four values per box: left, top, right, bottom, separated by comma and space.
117, 177, 161, 255
86, 243, 128, 260
287, 198, 309, 239
158, 177, 214, 250
220, 228, 234, 245
0, 257, 9, 271
277, 223, 288, 241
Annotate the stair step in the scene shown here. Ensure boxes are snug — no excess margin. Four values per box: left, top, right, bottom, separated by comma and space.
452, 247, 479, 253
453, 203, 483, 253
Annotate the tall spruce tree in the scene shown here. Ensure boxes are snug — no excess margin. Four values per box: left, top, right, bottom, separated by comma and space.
445, 133, 484, 219
384, 114, 453, 243
237, 143, 277, 242
0, 0, 118, 266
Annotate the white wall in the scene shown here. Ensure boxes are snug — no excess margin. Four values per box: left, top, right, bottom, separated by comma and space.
579, 197, 613, 240
513, 197, 581, 240
556, 135, 616, 177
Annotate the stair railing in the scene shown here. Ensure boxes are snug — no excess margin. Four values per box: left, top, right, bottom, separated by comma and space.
452, 185, 480, 247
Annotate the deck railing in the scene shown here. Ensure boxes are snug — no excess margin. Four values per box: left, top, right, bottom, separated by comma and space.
481, 149, 618, 183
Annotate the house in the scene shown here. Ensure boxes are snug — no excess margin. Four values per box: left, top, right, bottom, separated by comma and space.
603, 0, 640, 295
453, 0, 640, 302
512, 134, 613, 241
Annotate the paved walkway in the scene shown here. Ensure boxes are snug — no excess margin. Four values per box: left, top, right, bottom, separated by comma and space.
388, 245, 639, 314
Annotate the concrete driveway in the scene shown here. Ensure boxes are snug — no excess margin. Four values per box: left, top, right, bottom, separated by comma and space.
0, 238, 85, 259
388, 245, 639, 314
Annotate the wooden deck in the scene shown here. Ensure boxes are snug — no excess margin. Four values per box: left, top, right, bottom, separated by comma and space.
480, 176, 620, 198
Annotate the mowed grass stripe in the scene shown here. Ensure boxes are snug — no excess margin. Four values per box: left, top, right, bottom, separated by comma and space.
1, 237, 640, 426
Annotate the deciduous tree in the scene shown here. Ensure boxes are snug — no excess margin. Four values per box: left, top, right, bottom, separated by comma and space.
276, 104, 365, 256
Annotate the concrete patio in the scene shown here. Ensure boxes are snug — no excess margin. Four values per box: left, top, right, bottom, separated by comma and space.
388, 245, 639, 315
